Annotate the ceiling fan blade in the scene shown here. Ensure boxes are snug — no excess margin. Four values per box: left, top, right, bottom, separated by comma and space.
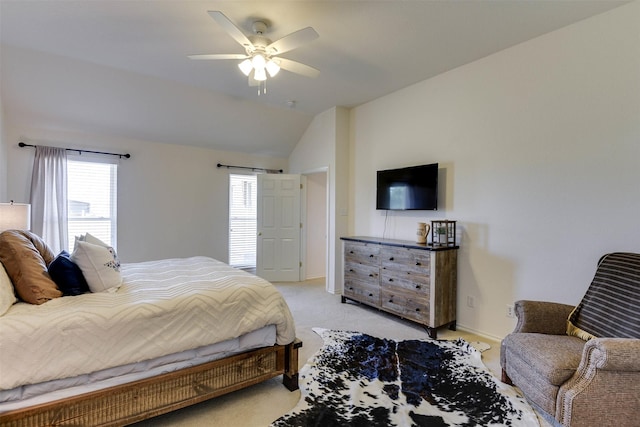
188, 53, 249, 60
208, 11, 253, 49
266, 27, 319, 55
275, 58, 320, 78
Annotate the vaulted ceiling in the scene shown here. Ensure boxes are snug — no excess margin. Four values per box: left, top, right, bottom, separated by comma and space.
0, 1, 628, 157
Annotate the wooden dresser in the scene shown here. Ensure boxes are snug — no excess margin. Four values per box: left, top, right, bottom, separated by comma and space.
341, 236, 458, 338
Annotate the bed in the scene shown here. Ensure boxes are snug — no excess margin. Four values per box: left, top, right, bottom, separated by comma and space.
0, 230, 300, 426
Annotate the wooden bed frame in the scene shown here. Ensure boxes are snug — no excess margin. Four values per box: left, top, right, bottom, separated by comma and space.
0, 339, 302, 427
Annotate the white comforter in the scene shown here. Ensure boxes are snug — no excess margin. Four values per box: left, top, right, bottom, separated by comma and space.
0, 257, 296, 391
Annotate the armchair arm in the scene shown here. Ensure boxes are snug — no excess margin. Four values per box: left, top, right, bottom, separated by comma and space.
556, 338, 640, 426
578, 338, 640, 371
512, 300, 574, 334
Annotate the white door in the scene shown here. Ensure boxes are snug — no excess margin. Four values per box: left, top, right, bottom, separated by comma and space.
256, 174, 301, 281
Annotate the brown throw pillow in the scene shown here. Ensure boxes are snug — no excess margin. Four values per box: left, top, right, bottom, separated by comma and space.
0, 230, 62, 304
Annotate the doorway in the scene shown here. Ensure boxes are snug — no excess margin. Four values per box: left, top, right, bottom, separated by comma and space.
303, 171, 327, 280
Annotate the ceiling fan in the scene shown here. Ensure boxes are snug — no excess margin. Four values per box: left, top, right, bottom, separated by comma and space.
189, 11, 319, 91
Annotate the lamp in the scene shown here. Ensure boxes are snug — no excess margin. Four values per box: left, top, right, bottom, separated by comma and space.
0, 201, 31, 232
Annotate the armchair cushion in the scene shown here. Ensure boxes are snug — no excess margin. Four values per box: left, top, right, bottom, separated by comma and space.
514, 300, 574, 334
502, 333, 585, 386
567, 252, 640, 340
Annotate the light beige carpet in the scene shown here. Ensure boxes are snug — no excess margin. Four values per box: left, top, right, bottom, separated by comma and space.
133, 278, 543, 427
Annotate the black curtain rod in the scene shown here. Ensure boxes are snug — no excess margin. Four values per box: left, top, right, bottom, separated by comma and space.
18, 142, 131, 159
217, 163, 283, 173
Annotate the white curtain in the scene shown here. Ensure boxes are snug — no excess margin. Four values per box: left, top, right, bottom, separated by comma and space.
30, 146, 68, 253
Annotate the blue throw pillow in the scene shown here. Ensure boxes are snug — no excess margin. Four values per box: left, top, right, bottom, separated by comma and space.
48, 251, 90, 296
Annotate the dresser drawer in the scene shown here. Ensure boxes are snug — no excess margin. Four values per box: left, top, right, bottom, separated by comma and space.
344, 278, 380, 306
380, 247, 430, 275
344, 241, 380, 266
379, 270, 429, 293
380, 288, 430, 324
345, 261, 379, 282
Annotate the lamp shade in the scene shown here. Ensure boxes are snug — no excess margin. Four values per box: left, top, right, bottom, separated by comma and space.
0, 202, 31, 232
266, 60, 280, 77
238, 59, 253, 76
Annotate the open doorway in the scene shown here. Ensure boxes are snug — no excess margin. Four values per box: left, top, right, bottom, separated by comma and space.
303, 171, 327, 280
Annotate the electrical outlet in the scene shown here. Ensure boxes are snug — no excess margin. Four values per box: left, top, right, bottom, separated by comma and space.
506, 304, 515, 318
467, 296, 475, 308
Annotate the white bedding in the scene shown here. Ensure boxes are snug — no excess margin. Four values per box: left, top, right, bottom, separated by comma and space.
0, 326, 275, 409
0, 257, 296, 391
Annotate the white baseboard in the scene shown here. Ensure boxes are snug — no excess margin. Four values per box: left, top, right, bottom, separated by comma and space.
456, 323, 504, 342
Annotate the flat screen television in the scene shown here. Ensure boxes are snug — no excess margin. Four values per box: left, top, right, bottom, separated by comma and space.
376, 163, 438, 210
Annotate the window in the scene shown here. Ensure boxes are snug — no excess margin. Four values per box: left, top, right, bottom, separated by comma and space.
229, 174, 257, 269
67, 159, 117, 252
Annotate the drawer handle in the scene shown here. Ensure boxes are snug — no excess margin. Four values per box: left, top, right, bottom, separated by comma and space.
415, 308, 421, 312
369, 254, 374, 258
368, 293, 373, 297
415, 285, 421, 289
369, 273, 374, 277
416, 261, 421, 266
388, 278, 394, 282
349, 250, 354, 254
388, 299, 393, 303
348, 287, 353, 290
389, 257, 394, 261
349, 269, 354, 272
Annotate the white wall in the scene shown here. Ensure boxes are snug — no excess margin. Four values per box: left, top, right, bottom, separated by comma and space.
5, 126, 286, 263
348, 2, 640, 339
0, 89, 7, 201
305, 171, 327, 279
288, 106, 350, 293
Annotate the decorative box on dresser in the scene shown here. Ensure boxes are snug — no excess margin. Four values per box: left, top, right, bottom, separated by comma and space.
341, 236, 458, 339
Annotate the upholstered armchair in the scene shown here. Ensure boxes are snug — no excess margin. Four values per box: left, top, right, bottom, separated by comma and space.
500, 252, 640, 427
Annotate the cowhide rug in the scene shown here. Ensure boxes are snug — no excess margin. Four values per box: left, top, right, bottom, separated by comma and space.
271, 329, 538, 427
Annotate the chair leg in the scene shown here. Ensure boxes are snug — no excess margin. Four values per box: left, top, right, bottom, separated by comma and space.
501, 369, 513, 385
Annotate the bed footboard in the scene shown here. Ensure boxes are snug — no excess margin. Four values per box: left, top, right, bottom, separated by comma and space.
0, 340, 302, 427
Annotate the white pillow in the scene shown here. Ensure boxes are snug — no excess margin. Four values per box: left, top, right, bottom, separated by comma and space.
76, 232, 111, 248
0, 262, 18, 316
71, 241, 122, 293
83, 232, 109, 248
75, 232, 120, 271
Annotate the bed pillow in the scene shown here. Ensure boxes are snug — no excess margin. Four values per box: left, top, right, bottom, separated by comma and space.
0, 262, 17, 316
76, 232, 111, 248
83, 232, 109, 247
71, 240, 121, 293
75, 233, 121, 262
0, 230, 62, 304
48, 251, 90, 296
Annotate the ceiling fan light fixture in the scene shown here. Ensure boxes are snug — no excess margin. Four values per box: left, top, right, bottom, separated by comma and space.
253, 66, 267, 81
266, 59, 280, 77
191, 11, 319, 93
251, 54, 266, 69
238, 59, 253, 76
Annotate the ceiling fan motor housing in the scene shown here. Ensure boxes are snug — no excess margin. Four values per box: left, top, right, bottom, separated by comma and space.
252, 21, 268, 35
248, 35, 272, 54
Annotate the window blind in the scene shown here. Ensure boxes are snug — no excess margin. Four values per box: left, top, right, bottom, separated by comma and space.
67, 159, 118, 252
229, 174, 257, 269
